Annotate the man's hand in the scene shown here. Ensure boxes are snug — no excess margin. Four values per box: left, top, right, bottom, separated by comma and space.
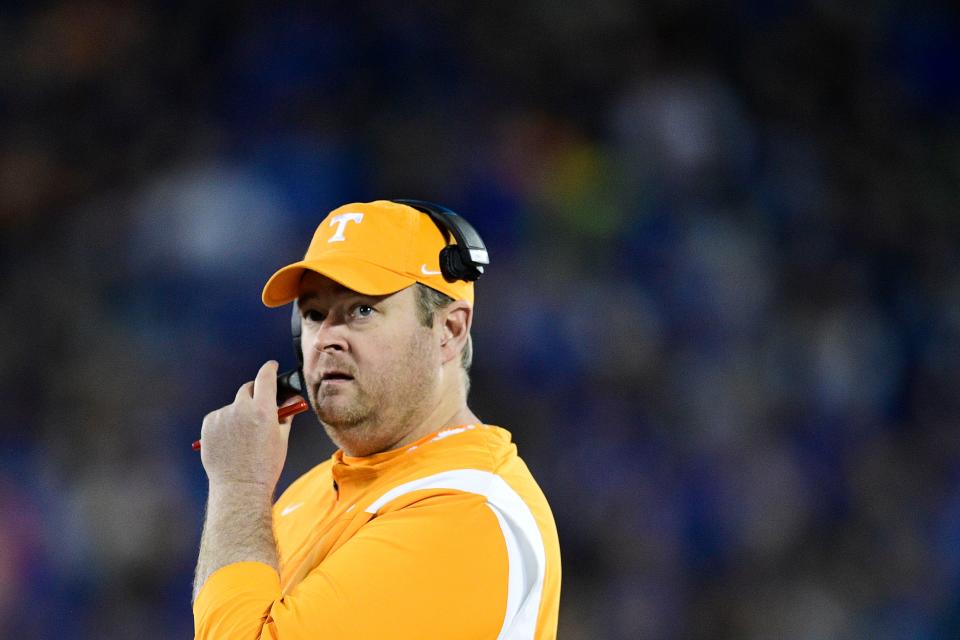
199, 360, 293, 492
193, 361, 298, 602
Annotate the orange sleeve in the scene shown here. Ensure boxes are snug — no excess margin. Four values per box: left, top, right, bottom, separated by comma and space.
193, 562, 281, 639
193, 492, 509, 640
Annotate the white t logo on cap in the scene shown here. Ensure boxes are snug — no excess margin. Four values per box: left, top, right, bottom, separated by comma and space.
327, 212, 364, 243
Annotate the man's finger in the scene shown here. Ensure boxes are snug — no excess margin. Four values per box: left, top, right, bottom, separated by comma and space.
235, 380, 255, 402
253, 360, 279, 407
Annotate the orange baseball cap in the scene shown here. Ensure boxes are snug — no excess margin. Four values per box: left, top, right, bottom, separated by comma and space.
262, 200, 474, 307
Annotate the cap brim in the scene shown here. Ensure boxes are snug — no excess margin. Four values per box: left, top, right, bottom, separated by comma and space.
262, 256, 417, 307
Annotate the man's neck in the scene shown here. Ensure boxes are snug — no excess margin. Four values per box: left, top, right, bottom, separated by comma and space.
335, 371, 477, 457
375, 385, 478, 455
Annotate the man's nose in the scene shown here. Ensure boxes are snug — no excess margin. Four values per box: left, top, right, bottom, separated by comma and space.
309, 316, 347, 353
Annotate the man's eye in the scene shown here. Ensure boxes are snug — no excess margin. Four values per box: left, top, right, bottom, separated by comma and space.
354, 305, 374, 318
304, 309, 325, 323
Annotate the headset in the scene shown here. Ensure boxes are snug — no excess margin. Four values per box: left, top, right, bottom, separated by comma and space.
275, 199, 488, 406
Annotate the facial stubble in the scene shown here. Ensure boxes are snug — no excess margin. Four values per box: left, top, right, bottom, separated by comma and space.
312, 327, 439, 452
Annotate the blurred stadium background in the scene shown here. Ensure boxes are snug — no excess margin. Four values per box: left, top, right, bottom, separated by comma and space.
2, 2, 960, 638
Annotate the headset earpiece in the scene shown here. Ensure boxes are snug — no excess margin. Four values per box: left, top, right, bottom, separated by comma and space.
392, 198, 488, 283
439, 245, 483, 282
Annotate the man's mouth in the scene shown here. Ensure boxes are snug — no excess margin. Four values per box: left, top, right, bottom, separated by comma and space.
320, 371, 354, 384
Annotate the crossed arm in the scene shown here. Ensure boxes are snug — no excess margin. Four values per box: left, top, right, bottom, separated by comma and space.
192, 481, 278, 603
192, 491, 509, 639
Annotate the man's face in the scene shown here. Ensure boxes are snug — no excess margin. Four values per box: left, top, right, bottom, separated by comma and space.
297, 271, 440, 455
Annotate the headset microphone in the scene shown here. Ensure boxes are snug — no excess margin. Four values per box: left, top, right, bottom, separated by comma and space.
276, 367, 305, 403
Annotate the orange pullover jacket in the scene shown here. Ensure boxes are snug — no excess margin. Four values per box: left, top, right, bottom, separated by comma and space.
193, 424, 561, 639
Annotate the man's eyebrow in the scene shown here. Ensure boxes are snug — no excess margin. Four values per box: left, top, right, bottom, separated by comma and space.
297, 292, 321, 305
297, 280, 350, 304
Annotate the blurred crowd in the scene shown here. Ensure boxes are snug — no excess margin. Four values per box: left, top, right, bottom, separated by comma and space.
2, 2, 960, 638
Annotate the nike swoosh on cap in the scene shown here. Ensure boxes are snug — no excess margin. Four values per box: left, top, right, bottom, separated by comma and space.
420, 264, 442, 276
281, 502, 305, 517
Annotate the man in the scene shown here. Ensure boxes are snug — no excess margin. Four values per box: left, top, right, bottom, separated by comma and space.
192, 200, 561, 639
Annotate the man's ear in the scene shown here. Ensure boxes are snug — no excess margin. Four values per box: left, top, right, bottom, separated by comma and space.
439, 301, 473, 366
